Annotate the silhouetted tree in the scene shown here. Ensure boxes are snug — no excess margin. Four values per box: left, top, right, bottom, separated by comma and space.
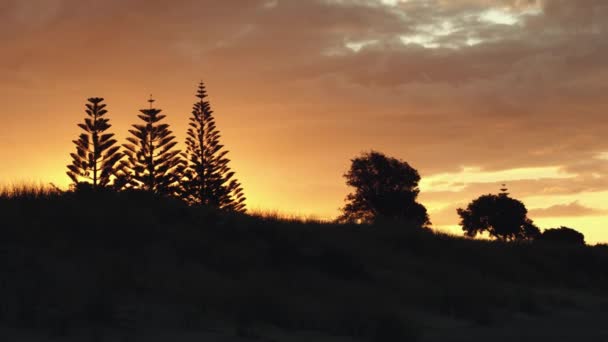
457, 193, 540, 241
67, 97, 122, 189
338, 151, 429, 226
180, 82, 246, 212
539, 227, 585, 245
118, 97, 183, 196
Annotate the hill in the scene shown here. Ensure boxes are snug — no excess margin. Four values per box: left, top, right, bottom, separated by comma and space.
1, 187, 607, 341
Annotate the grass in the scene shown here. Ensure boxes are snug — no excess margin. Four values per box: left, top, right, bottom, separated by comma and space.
0, 183, 62, 199
248, 209, 329, 224
0, 185, 607, 341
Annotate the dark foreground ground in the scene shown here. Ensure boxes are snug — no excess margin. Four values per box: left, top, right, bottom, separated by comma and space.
1, 188, 607, 341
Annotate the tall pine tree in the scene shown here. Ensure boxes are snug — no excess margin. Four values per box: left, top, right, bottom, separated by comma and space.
67, 97, 122, 189
181, 82, 246, 212
119, 97, 183, 196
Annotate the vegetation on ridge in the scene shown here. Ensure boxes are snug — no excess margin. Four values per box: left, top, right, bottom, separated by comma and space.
0, 186, 607, 340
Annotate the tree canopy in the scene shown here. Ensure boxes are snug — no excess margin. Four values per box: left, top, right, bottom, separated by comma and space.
118, 98, 184, 196
539, 227, 585, 245
67, 97, 122, 189
180, 82, 246, 212
338, 151, 429, 226
457, 193, 540, 241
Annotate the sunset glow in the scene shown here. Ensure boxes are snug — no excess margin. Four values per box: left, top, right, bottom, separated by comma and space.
2, 0, 608, 243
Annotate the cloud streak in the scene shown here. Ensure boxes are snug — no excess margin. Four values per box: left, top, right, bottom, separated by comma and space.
529, 201, 608, 218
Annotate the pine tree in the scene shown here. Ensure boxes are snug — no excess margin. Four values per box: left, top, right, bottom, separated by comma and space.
181, 82, 246, 212
119, 97, 183, 196
67, 97, 123, 189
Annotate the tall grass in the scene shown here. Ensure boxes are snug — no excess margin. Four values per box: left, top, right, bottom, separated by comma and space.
248, 209, 330, 224
0, 183, 62, 199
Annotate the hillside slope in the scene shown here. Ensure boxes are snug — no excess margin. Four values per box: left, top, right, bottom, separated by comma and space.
1, 189, 607, 341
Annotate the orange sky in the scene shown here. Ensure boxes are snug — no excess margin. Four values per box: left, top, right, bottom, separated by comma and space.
2, 0, 608, 243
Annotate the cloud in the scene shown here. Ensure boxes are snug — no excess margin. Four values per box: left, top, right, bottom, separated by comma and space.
421, 172, 608, 203
529, 201, 608, 218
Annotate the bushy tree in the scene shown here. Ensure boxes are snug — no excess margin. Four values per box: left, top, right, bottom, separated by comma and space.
539, 227, 585, 245
67, 97, 122, 189
338, 151, 429, 226
457, 193, 540, 241
118, 98, 183, 196
180, 82, 246, 212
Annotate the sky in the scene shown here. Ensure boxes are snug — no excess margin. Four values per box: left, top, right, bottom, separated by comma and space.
1, 0, 608, 243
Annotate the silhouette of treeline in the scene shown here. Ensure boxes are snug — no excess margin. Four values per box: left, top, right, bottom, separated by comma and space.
67, 82, 245, 212
64, 81, 585, 244
339, 151, 587, 245
0, 186, 607, 340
